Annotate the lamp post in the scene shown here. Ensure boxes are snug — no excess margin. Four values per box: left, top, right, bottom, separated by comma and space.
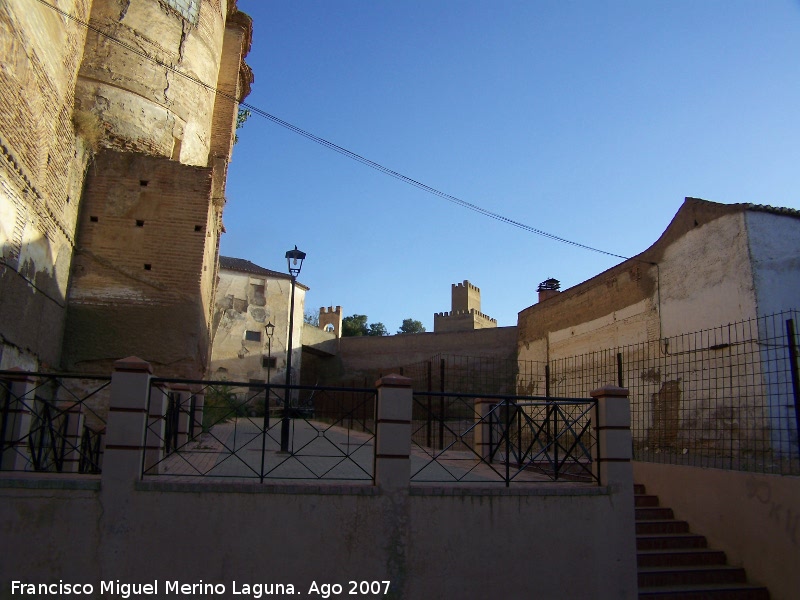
264, 321, 274, 427
264, 321, 275, 382
281, 245, 305, 452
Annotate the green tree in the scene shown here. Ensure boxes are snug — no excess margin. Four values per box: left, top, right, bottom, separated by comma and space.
398, 318, 426, 334
368, 322, 389, 336
342, 314, 388, 337
342, 314, 369, 336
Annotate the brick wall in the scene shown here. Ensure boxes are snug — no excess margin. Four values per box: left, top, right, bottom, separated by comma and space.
62, 150, 216, 378
0, 0, 92, 368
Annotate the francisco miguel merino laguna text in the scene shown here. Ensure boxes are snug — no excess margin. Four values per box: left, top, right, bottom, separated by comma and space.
11, 580, 296, 597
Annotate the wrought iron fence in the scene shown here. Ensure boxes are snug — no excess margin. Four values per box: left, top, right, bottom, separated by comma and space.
0, 372, 109, 474
142, 379, 376, 482
410, 391, 597, 486
516, 310, 800, 476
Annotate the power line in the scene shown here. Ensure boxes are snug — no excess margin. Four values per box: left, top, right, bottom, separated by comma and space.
34, 0, 632, 261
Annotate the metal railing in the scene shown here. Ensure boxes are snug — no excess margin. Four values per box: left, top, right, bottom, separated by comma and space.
0, 372, 109, 474
410, 391, 597, 486
142, 379, 376, 482
515, 310, 800, 476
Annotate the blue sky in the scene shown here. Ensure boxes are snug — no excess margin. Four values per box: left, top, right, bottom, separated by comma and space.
223, 1, 800, 332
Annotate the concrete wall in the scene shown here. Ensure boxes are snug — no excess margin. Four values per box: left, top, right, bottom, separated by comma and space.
0, 0, 93, 370
633, 462, 800, 600
211, 268, 307, 384
0, 481, 637, 600
0, 371, 637, 600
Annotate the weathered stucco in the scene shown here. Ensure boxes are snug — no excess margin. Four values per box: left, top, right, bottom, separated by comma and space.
211, 263, 307, 385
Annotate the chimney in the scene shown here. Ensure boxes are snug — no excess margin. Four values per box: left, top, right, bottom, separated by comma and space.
537, 278, 561, 303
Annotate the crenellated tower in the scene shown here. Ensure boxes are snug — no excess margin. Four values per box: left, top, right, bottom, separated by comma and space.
319, 306, 343, 338
434, 280, 498, 333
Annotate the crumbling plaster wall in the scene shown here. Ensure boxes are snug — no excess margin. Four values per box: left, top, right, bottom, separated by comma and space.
211, 269, 307, 384
0, 0, 93, 369
517, 201, 759, 364
746, 210, 800, 318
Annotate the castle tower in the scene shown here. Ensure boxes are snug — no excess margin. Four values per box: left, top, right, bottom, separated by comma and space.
433, 280, 498, 333
319, 306, 343, 338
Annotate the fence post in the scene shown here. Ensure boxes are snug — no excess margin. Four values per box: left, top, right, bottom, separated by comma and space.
474, 398, 495, 461
590, 385, 633, 490
375, 374, 411, 490
0, 369, 35, 471
61, 401, 85, 473
172, 384, 191, 448
104, 357, 152, 484
192, 388, 205, 438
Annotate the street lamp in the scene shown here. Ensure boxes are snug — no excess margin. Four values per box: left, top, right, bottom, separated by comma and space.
263, 321, 275, 427
264, 321, 275, 383
281, 245, 305, 452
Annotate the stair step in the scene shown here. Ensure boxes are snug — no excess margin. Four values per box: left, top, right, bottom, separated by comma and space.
636, 520, 690, 535
639, 565, 747, 588
636, 506, 675, 520
635, 494, 660, 507
638, 582, 770, 599
638, 548, 727, 567
637, 533, 708, 550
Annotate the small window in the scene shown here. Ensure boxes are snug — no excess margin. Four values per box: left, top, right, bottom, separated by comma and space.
194, 225, 203, 232
244, 330, 261, 342
262, 356, 277, 369
90, 216, 99, 222
144, 264, 152, 271
140, 180, 149, 187
136, 220, 144, 227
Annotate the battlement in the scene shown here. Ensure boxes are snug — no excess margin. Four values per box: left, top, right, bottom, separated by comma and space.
319, 306, 342, 315
452, 280, 480, 293
435, 309, 497, 323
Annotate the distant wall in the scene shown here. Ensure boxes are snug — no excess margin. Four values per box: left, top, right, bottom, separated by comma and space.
324, 327, 518, 383
633, 462, 800, 600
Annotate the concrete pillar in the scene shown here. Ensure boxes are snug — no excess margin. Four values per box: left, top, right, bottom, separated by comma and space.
103, 357, 152, 484
0, 370, 35, 471
590, 385, 633, 490
474, 398, 496, 461
375, 374, 412, 490
61, 401, 85, 473
146, 385, 169, 474
172, 384, 191, 448
191, 389, 205, 439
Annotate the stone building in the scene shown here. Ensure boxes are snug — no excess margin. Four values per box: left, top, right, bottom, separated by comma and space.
0, 0, 252, 377
433, 280, 498, 333
210, 257, 307, 386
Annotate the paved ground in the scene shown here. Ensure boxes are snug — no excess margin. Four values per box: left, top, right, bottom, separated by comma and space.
148, 417, 595, 486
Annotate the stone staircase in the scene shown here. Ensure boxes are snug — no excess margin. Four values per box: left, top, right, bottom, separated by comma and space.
635, 483, 770, 599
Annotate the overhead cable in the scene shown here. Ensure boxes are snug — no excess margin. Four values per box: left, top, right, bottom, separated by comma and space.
34, 0, 632, 261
